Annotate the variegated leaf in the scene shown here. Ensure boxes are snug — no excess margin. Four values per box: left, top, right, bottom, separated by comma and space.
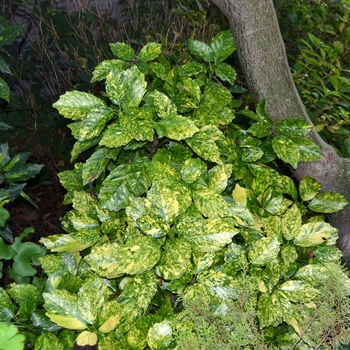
248, 236, 280, 266
299, 176, 321, 201
53, 91, 106, 120
294, 221, 338, 247
308, 192, 349, 213
85, 236, 161, 278
106, 66, 147, 109
138, 42, 162, 62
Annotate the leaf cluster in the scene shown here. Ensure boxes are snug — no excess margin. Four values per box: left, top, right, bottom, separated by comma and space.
1, 31, 350, 349
276, 0, 350, 157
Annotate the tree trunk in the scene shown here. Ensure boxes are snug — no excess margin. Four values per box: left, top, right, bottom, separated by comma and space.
210, 0, 350, 262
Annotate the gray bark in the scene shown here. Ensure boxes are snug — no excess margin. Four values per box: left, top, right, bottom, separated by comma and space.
211, 0, 350, 261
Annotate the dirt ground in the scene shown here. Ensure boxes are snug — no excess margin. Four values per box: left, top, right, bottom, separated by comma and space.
6, 176, 67, 242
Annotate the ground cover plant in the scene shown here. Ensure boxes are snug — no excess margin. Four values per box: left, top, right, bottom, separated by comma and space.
0, 30, 349, 349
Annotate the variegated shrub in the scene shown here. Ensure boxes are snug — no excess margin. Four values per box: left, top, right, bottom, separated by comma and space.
2, 31, 350, 349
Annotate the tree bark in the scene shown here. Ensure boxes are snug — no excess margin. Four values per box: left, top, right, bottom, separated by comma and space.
210, 0, 350, 262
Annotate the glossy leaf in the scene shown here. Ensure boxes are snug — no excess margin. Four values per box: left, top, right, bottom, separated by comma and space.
281, 204, 302, 240
207, 164, 232, 194
139, 42, 162, 62
109, 42, 135, 60
85, 236, 161, 278
180, 158, 207, 183
272, 136, 300, 169
278, 280, 320, 303
147, 321, 173, 350
308, 192, 349, 213
213, 62, 236, 84
292, 137, 323, 163
147, 90, 177, 118
99, 271, 157, 336
41, 230, 99, 253
277, 119, 312, 137
156, 238, 192, 280
106, 66, 147, 109
193, 189, 231, 218
299, 176, 321, 201
248, 236, 280, 266
120, 108, 155, 141
187, 40, 214, 62
91, 59, 126, 82
185, 218, 239, 253
53, 91, 105, 120
99, 123, 132, 148
210, 30, 236, 63
155, 115, 199, 141
186, 128, 222, 164
294, 221, 337, 247
68, 106, 114, 142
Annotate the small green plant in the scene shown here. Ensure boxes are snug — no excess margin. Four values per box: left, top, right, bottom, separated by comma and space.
0, 225, 46, 284
0, 322, 25, 350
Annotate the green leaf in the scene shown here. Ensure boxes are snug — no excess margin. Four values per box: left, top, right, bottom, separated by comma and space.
277, 119, 312, 137
281, 204, 302, 240
99, 271, 157, 336
7, 284, 40, 320
99, 161, 151, 211
147, 90, 177, 118
292, 137, 323, 163
136, 212, 170, 238
109, 42, 135, 60
139, 42, 162, 62
106, 66, 147, 109
0, 57, 11, 75
155, 115, 199, 141
0, 77, 10, 102
147, 181, 192, 224
185, 218, 239, 253
0, 207, 9, 227
82, 148, 108, 185
0, 323, 25, 350
68, 106, 114, 142
91, 59, 126, 82
180, 158, 207, 184
147, 321, 173, 350
241, 147, 264, 162
294, 221, 338, 247
248, 236, 280, 266
43, 290, 87, 330
35, 332, 64, 350
156, 238, 192, 280
85, 236, 161, 278
120, 107, 155, 141
278, 280, 320, 303
193, 189, 231, 218
299, 177, 322, 201
272, 136, 300, 169
213, 62, 237, 84
210, 30, 236, 63
186, 127, 222, 164
178, 62, 206, 77
41, 230, 100, 253
247, 121, 272, 138
99, 123, 132, 148
187, 39, 214, 62
308, 192, 349, 213
206, 164, 232, 194
53, 91, 106, 120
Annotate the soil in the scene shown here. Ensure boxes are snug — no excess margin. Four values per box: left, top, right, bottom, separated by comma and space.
6, 176, 67, 243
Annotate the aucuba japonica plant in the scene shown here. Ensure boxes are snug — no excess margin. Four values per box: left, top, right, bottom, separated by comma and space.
1, 31, 349, 349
